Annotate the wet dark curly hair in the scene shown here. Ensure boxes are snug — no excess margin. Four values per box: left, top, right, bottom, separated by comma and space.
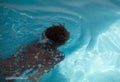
45, 24, 70, 47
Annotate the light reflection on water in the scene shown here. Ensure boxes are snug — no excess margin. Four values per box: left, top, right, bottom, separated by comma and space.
0, 0, 120, 82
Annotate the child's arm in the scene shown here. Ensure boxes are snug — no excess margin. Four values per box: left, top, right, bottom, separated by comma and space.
27, 64, 50, 81
27, 48, 65, 81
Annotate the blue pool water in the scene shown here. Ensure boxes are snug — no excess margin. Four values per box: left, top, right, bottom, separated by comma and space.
0, 0, 120, 82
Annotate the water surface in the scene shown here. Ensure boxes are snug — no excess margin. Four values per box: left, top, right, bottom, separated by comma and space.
0, 0, 120, 82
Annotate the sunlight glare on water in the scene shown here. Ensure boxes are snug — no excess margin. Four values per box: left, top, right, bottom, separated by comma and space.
60, 20, 120, 82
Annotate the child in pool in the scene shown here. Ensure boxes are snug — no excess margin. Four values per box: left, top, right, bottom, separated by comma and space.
0, 24, 70, 82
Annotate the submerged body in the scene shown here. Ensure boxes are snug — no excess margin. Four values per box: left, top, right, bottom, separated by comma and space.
0, 24, 70, 82
0, 40, 64, 81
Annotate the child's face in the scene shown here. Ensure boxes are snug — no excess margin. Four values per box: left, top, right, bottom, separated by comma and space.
42, 32, 48, 40
41, 31, 56, 45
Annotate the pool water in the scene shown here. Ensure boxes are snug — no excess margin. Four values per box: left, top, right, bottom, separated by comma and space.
0, 0, 120, 82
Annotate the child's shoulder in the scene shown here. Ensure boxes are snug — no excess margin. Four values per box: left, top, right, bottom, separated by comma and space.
40, 42, 65, 62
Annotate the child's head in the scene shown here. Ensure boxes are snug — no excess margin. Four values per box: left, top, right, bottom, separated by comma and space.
43, 24, 70, 47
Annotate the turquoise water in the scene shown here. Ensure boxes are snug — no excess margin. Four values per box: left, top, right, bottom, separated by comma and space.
0, 0, 120, 82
